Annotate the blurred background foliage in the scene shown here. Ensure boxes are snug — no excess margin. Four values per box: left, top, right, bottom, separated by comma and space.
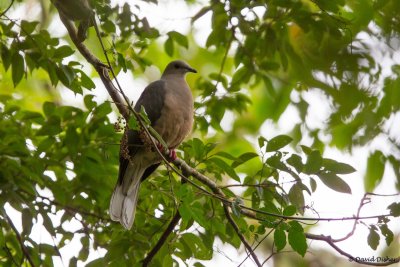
0, 0, 399, 266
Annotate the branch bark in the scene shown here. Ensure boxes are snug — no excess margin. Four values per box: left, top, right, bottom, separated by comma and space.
305, 233, 400, 266
142, 210, 181, 267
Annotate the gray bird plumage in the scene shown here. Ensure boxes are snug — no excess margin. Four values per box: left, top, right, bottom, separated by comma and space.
109, 60, 196, 229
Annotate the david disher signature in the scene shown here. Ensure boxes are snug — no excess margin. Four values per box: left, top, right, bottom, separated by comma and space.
349, 256, 398, 263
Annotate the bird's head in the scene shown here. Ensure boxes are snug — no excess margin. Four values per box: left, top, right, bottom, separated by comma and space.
162, 60, 197, 77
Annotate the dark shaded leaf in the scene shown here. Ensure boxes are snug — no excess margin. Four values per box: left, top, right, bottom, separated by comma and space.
310, 177, 317, 192
317, 172, 352, 194
287, 154, 303, 173
323, 158, 356, 174
367, 227, 380, 250
304, 150, 322, 174
164, 37, 174, 56
231, 152, 258, 168
387, 202, 400, 217
84, 94, 96, 110
12, 52, 24, 87
379, 224, 394, 246
168, 31, 189, 48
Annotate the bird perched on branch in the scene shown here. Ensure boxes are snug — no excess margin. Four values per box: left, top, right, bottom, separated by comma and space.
109, 60, 196, 229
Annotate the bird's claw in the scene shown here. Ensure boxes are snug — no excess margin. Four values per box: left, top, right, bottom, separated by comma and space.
156, 143, 177, 161
168, 149, 177, 161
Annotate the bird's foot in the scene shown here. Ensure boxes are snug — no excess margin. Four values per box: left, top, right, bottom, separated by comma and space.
155, 143, 177, 161
168, 149, 177, 161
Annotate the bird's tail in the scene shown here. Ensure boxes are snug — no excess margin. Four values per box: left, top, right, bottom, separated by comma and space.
109, 164, 145, 230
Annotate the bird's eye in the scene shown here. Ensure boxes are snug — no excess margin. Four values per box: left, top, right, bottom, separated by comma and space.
174, 64, 179, 69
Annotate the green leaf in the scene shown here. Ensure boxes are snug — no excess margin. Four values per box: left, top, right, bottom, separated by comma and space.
94, 102, 112, 118
56, 64, 75, 87
215, 151, 236, 160
287, 154, 303, 173
79, 70, 95, 89
43, 101, 56, 117
288, 221, 307, 256
86, 258, 106, 267
84, 94, 96, 110
288, 183, 305, 212
266, 153, 288, 171
207, 157, 241, 182
21, 209, 33, 236
274, 229, 286, 251
231, 152, 258, 168
117, 52, 127, 72
231, 66, 249, 87
12, 52, 25, 87
304, 150, 322, 174
367, 227, 380, 250
365, 151, 385, 192
310, 177, 317, 192
1, 44, 12, 70
379, 224, 394, 246
164, 37, 174, 57
20, 20, 39, 35
53, 45, 75, 59
128, 116, 139, 130
266, 135, 293, 152
258, 136, 267, 149
317, 172, 352, 194
300, 145, 312, 155
283, 205, 297, 216
322, 158, 356, 174
139, 106, 151, 124
168, 31, 189, 48
387, 202, 400, 217
191, 138, 205, 160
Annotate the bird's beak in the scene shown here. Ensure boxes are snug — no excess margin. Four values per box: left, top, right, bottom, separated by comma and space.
186, 66, 197, 73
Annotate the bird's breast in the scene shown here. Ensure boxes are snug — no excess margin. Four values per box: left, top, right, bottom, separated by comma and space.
153, 83, 193, 148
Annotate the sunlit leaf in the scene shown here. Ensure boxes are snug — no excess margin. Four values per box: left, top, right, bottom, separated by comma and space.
274, 229, 286, 251
288, 221, 307, 256
365, 151, 385, 192
266, 135, 293, 152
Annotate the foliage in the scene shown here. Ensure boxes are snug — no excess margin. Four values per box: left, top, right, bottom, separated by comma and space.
0, 0, 399, 266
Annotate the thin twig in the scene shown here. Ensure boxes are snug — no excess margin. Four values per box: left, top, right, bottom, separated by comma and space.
331, 193, 370, 242
223, 205, 262, 267
238, 220, 283, 267
305, 233, 399, 266
2, 211, 36, 267
0, 0, 14, 17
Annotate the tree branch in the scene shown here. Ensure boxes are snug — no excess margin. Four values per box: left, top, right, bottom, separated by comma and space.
305, 233, 400, 266
223, 205, 262, 267
142, 210, 181, 267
